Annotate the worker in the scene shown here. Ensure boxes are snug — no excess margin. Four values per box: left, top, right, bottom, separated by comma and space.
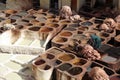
87, 34, 101, 49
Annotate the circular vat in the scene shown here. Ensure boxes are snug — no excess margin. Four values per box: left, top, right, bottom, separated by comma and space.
72, 58, 87, 66
0, 17, 5, 22
84, 31, 96, 37
31, 20, 40, 24
110, 75, 120, 80
16, 11, 28, 16
80, 21, 93, 27
100, 32, 109, 37
78, 27, 88, 31
68, 67, 82, 75
47, 23, 59, 28
60, 31, 72, 37
52, 19, 59, 23
40, 23, 45, 26
69, 23, 79, 28
72, 34, 87, 41
58, 54, 75, 61
40, 64, 51, 70
36, 17, 47, 22
77, 30, 83, 34
116, 70, 120, 74
102, 55, 117, 62
16, 19, 28, 25
10, 15, 22, 20
34, 59, 45, 65
21, 19, 30, 23
104, 68, 115, 76
15, 25, 24, 29
101, 38, 105, 42
25, 23, 33, 26
54, 59, 62, 66
94, 19, 103, 24
57, 63, 72, 71
25, 15, 36, 20
10, 19, 16, 23
4, 10, 17, 14
28, 26, 41, 31
0, 30, 3, 34
60, 20, 71, 24
54, 37, 68, 43
6, 14, 11, 17
39, 12, 47, 16
107, 30, 114, 34
47, 15, 56, 19
64, 27, 76, 31
0, 12, 6, 18
46, 53, 55, 59
40, 27, 53, 33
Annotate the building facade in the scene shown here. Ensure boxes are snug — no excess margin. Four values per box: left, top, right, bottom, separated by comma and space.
39, 0, 120, 12
40, 0, 85, 12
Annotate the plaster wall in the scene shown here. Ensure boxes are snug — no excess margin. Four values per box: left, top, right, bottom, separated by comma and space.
61, 0, 71, 7
40, 0, 50, 9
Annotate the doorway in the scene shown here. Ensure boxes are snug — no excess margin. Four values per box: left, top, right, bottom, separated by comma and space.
0, 0, 6, 3
71, 0, 77, 11
50, 0, 59, 10
94, 0, 113, 8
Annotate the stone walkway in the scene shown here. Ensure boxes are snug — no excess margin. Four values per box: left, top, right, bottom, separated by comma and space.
0, 53, 37, 80
0, 2, 35, 80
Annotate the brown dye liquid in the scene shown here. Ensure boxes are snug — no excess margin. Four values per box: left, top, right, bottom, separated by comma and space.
55, 37, 67, 43
60, 31, 72, 37
44, 65, 51, 70
48, 24, 59, 28
73, 59, 87, 66
60, 20, 71, 24
34, 59, 45, 65
59, 54, 75, 61
46, 54, 55, 59
29, 27, 40, 31
40, 27, 53, 32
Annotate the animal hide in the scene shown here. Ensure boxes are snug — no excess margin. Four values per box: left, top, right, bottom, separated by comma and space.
0, 28, 21, 45
89, 67, 109, 80
59, 6, 72, 19
80, 44, 101, 60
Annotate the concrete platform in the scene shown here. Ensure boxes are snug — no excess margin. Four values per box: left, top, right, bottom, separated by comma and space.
0, 53, 37, 80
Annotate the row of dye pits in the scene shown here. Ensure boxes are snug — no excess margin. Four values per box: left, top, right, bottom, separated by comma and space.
52, 22, 115, 47
0, 10, 104, 47
0, 11, 63, 47
0, 9, 119, 64
0, 9, 114, 45
32, 47, 120, 80
0, 9, 63, 32
0, 9, 104, 33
